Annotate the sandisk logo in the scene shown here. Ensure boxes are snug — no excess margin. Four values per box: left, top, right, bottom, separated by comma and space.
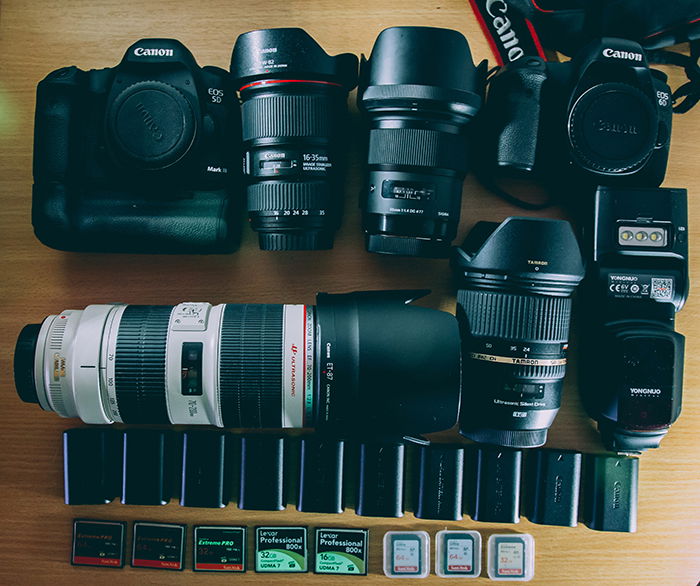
133, 47, 174, 57
486, 0, 525, 62
603, 48, 643, 62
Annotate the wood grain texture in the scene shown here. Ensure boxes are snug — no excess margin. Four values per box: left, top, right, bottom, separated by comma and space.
0, 1, 699, 584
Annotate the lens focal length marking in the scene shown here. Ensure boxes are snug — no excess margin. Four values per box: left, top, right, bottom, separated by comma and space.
282, 305, 314, 428
469, 352, 567, 367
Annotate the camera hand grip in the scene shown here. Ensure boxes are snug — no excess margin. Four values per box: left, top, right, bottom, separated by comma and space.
486, 60, 548, 174
34, 67, 86, 181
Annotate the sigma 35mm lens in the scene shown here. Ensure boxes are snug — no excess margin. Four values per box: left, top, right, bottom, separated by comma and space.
453, 218, 585, 448
230, 28, 358, 251
14, 291, 460, 436
359, 27, 486, 257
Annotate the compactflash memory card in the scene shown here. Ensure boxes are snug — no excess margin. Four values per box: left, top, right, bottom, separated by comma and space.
193, 526, 246, 572
131, 521, 185, 571
314, 528, 368, 575
383, 531, 430, 578
488, 534, 534, 581
436, 530, 481, 578
71, 519, 126, 568
255, 526, 308, 573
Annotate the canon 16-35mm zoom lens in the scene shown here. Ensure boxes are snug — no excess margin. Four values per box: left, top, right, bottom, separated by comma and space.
13, 291, 460, 436
359, 27, 486, 257
452, 218, 585, 448
230, 28, 358, 251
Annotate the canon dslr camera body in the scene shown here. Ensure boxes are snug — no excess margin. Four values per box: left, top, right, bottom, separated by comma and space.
485, 38, 672, 188
580, 187, 688, 453
33, 39, 239, 253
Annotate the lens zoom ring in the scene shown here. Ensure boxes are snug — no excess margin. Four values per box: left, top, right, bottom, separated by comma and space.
368, 127, 468, 172
115, 305, 171, 424
242, 94, 332, 140
219, 304, 284, 428
458, 290, 572, 342
247, 181, 330, 212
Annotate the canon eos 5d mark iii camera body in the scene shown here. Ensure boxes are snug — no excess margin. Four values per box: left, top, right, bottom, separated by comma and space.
33, 39, 239, 253
484, 38, 672, 190
580, 187, 688, 453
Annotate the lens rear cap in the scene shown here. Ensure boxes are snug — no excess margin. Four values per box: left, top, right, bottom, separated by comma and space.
568, 82, 656, 174
107, 80, 196, 170
14, 323, 41, 405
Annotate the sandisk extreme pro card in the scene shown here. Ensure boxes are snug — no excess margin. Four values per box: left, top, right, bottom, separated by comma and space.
131, 521, 185, 571
71, 519, 126, 568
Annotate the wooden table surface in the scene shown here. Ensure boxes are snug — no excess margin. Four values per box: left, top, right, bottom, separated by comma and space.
1, 1, 699, 584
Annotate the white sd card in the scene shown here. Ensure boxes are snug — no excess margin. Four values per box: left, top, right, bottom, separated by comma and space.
487, 534, 534, 581
436, 530, 481, 578
383, 531, 429, 579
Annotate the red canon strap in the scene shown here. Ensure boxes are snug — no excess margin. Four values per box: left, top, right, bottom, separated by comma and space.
468, 0, 546, 65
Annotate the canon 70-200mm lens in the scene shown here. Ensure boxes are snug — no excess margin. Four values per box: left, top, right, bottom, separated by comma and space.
14, 291, 460, 436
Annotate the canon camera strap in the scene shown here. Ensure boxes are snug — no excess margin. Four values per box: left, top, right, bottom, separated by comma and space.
467, 0, 546, 65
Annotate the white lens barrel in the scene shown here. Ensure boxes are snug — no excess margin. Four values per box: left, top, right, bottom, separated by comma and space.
72, 304, 123, 424
35, 310, 83, 418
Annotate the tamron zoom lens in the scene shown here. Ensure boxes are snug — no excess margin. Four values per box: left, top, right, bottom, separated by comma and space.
452, 217, 585, 448
230, 28, 358, 250
13, 291, 460, 436
359, 27, 486, 257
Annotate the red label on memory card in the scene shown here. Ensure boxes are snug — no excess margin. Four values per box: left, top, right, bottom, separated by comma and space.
73, 556, 122, 567
132, 558, 182, 570
195, 563, 244, 571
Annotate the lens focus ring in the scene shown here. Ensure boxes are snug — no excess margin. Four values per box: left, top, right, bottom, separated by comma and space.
219, 304, 284, 428
247, 181, 330, 212
115, 305, 171, 424
368, 127, 468, 172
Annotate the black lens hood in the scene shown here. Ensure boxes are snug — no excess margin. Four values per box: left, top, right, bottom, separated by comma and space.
230, 27, 358, 90
452, 217, 585, 295
359, 26, 486, 117
314, 290, 461, 436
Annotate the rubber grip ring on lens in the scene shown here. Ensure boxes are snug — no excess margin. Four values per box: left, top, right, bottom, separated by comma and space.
247, 181, 331, 212
219, 304, 284, 428
368, 127, 469, 172
115, 305, 171, 424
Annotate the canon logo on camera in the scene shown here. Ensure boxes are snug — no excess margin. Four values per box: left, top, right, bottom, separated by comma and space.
602, 48, 643, 62
133, 47, 174, 57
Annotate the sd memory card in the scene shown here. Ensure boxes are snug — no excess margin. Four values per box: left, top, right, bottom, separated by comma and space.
487, 534, 534, 581
71, 519, 126, 568
436, 530, 481, 577
383, 531, 429, 578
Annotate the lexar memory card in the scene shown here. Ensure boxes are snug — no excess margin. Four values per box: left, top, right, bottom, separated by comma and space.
255, 526, 308, 573
314, 528, 368, 575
